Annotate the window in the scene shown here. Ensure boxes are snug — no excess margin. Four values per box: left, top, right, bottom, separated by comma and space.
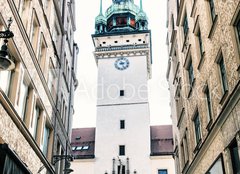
19, 0, 31, 28
120, 120, 125, 129
229, 140, 240, 173
193, 111, 202, 145
204, 86, 212, 122
205, 155, 225, 174
18, 80, 29, 120
218, 56, 228, 93
0, 69, 12, 95
197, 29, 204, 58
209, 0, 216, 22
0, 144, 31, 174
120, 90, 125, 96
32, 104, 41, 140
82, 146, 89, 150
187, 59, 194, 86
183, 13, 188, 37
158, 169, 168, 174
43, 123, 51, 157
30, 11, 40, 52
118, 165, 125, 174
180, 142, 186, 168
236, 18, 240, 43
75, 146, 82, 151
38, 34, 47, 70
119, 145, 125, 156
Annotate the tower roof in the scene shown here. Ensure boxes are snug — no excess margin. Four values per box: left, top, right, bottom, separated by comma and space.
94, 0, 148, 34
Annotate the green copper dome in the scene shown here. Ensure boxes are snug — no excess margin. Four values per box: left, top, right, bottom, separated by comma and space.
94, 0, 148, 34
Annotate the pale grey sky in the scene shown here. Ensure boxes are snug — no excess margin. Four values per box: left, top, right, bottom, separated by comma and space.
73, 0, 171, 128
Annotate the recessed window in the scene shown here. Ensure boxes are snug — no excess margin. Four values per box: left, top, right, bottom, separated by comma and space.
187, 58, 194, 86
126, 40, 129, 42
143, 41, 145, 43
229, 140, 240, 173
197, 29, 204, 58
76, 146, 82, 151
209, 0, 216, 22
158, 169, 168, 174
193, 111, 202, 145
204, 86, 212, 123
182, 13, 188, 38
120, 90, 124, 96
71, 146, 76, 151
138, 39, 141, 41
206, 155, 225, 174
218, 55, 228, 93
103, 41, 106, 44
119, 145, 125, 156
120, 120, 125, 129
75, 136, 81, 140
118, 165, 125, 174
114, 41, 118, 43
82, 145, 89, 150
236, 18, 240, 44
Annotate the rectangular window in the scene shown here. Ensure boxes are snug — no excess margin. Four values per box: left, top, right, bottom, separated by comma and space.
120, 90, 125, 96
120, 120, 125, 129
229, 140, 240, 173
204, 86, 212, 122
180, 142, 185, 167
117, 165, 125, 174
236, 18, 240, 43
30, 11, 40, 52
188, 59, 194, 86
183, 13, 188, 37
218, 56, 228, 93
0, 70, 12, 96
18, 81, 29, 120
158, 169, 168, 174
197, 30, 204, 57
43, 124, 50, 156
193, 111, 202, 145
38, 34, 47, 69
32, 105, 40, 140
205, 155, 225, 174
209, 0, 216, 22
119, 145, 125, 156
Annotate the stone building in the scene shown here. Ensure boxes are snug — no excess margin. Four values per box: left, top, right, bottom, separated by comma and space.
166, 0, 240, 173
0, 0, 78, 173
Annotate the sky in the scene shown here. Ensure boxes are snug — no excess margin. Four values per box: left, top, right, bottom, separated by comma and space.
72, 0, 171, 128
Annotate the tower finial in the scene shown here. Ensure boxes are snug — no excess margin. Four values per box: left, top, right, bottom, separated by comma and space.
100, 0, 103, 15
140, 0, 143, 11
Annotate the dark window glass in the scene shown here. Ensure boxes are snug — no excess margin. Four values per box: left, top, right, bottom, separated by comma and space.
209, 0, 216, 22
205, 86, 212, 121
120, 120, 125, 129
193, 112, 201, 144
229, 140, 240, 173
198, 30, 203, 57
118, 165, 125, 174
116, 17, 127, 26
120, 90, 124, 96
237, 19, 240, 42
219, 57, 228, 93
188, 60, 194, 86
119, 145, 125, 156
158, 169, 168, 174
183, 14, 188, 37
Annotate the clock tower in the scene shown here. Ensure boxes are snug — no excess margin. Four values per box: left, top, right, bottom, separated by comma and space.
92, 0, 152, 173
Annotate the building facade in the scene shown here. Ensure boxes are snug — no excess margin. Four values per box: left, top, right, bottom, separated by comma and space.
166, 0, 240, 173
71, 0, 175, 174
0, 0, 78, 173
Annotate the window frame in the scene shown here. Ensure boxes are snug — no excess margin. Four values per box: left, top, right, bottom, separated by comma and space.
119, 145, 125, 156
193, 110, 202, 146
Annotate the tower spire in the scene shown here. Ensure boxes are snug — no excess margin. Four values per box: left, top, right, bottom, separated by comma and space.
99, 0, 103, 15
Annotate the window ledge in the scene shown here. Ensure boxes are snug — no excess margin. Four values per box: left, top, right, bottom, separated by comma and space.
219, 90, 229, 105
208, 15, 218, 39
197, 52, 206, 70
193, 139, 202, 154
206, 119, 213, 132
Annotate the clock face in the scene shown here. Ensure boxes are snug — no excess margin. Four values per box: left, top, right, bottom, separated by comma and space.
115, 57, 129, 70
